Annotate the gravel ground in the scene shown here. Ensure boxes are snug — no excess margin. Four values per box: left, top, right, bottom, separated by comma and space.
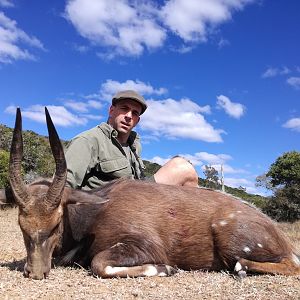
1, 208, 299, 300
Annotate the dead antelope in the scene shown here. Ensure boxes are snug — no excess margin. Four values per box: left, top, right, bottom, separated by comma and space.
2, 107, 300, 280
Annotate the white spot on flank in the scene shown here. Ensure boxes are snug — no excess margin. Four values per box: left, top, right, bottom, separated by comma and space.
237, 211, 242, 214
219, 220, 228, 226
243, 246, 251, 253
228, 213, 235, 219
211, 223, 217, 228
143, 265, 158, 277
257, 243, 263, 248
104, 266, 129, 276
234, 262, 242, 272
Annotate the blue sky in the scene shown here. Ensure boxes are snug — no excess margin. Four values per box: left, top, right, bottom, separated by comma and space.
0, 0, 299, 195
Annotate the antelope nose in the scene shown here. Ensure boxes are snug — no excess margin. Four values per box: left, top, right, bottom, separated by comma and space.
24, 263, 49, 280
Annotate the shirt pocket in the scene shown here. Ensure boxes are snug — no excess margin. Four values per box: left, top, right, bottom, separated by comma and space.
98, 157, 129, 174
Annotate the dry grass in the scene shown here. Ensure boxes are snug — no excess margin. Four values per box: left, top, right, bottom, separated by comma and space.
1, 208, 299, 300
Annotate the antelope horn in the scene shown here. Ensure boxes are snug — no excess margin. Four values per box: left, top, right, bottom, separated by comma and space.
45, 107, 67, 210
9, 108, 30, 209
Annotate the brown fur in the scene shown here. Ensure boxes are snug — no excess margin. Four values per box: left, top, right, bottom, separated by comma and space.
87, 179, 300, 275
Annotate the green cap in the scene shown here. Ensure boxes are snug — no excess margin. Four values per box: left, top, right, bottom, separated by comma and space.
112, 90, 147, 115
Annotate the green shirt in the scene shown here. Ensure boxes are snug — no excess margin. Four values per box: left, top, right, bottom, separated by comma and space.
65, 123, 145, 190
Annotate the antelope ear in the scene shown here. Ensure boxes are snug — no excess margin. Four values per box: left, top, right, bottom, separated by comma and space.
66, 189, 110, 205
0, 187, 16, 207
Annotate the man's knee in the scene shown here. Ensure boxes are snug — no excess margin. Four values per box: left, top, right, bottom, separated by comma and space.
169, 156, 195, 174
170, 155, 191, 166
154, 156, 198, 187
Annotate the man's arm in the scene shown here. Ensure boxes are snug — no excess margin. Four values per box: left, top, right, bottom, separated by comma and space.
65, 137, 92, 189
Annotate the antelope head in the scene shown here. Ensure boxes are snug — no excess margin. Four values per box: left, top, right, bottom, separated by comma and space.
9, 107, 67, 279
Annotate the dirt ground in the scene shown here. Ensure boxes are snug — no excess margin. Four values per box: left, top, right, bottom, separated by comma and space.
0, 208, 299, 300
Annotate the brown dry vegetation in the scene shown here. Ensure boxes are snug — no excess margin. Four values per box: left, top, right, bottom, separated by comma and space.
0, 208, 299, 300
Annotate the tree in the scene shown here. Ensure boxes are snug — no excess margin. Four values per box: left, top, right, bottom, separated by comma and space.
266, 151, 300, 188
262, 185, 300, 222
238, 186, 246, 192
203, 165, 220, 189
257, 151, 300, 222
255, 173, 275, 192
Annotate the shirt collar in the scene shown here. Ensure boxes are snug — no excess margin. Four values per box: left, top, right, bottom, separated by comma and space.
99, 122, 138, 148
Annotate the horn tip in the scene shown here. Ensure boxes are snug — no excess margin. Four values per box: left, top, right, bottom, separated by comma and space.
45, 107, 49, 116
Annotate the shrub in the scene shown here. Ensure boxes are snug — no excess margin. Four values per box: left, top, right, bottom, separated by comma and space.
0, 150, 9, 188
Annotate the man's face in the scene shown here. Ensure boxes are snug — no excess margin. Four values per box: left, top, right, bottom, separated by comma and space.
109, 99, 142, 135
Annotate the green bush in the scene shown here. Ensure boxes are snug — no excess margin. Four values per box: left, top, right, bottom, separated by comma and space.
262, 186, 300, 222
0, 150, 10, 188
143, 160, 161, 178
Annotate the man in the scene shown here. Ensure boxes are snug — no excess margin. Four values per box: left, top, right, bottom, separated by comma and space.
65, 90, 199, 190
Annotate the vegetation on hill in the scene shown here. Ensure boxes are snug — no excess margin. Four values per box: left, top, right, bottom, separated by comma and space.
0, 124, 56, 184
143, 160, 161, 177
0, 150, 9, 188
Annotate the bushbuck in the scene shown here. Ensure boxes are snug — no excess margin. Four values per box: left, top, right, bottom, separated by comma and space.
2, 107, 300, 280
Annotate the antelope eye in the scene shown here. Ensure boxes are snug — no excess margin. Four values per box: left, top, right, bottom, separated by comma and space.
37, 223, 60, 243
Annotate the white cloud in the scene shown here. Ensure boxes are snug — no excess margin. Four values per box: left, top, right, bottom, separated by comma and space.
64, 100, 89, 113
286, 77, 300, 89
0, 0, 14, 7
65, 0, 256, 58
223, 176, 269, 196
172, 44, 195, 54
221, 175, 266, 195
87, 99, 103, 109
224, 177, 251, 187
83, 113, 103, 121
148, 152, 233, 168
161, 0, 253, 42
149, 152, 232, 169
141, 98, 223, 142
283, 118, 300, 132
218, 38, 230, 48
216, 95, 245, 119
73, 44, 89, 53
5, 105, 88, 127
211, 164, 247, 174
181, 151, 232, 166
262, 66, 291, 78
99, 79, 168, 102
261, 67, 278, 78
148, 156, 171, 166
65, 0, 166, 58
64, 99, 103, 113
0, 12, 45, 64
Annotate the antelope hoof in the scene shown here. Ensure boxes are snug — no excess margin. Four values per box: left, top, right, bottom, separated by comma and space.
237, 270, 247, 279
156, 264, 178, 276
234, 261, 248, 280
